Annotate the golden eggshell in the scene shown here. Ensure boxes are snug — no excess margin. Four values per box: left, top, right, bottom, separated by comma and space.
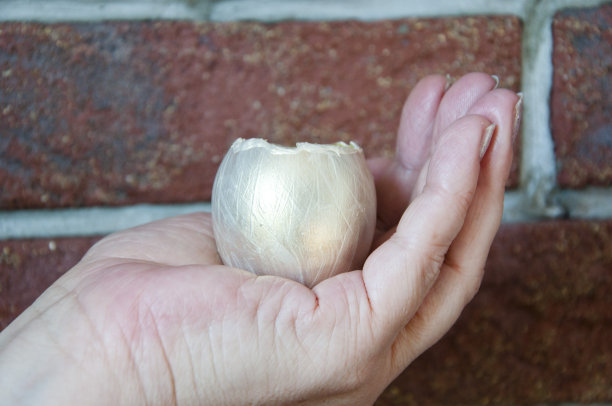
211, 138, 376, 287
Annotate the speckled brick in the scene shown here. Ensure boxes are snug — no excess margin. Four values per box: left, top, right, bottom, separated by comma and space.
378, 220, 612, 405
0, 237, 99, 330
551, 5, 612, 188
2, 221, 611, 404
0, 19, 522, 209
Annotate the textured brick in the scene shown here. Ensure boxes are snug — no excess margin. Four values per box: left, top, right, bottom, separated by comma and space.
0, 18, 522, 209
378, 220, 612, 405
0, 237, 99, 330
2, 221, 611, 404
551, 4, 612, 188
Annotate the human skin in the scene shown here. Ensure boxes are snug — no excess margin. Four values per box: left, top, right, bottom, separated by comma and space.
0, 73, 521, 405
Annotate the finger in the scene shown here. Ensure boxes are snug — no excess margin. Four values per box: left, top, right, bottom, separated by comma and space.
407, 73, 499, 203
371, 74, 448, 228
83, 212, 222, 266
432, 72, 498, 142
371, 73, 499, 243
396, 74, 449, 169
362, 114, 493, 337
390, 90, 520, 370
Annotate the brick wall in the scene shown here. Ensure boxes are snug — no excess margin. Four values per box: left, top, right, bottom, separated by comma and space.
1, 0, 611, 404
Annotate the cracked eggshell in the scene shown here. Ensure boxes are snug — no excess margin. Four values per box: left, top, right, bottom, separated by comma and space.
211, 138, 377, 287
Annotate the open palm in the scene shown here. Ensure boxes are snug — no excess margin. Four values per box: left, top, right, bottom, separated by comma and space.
0, 73, 520, 405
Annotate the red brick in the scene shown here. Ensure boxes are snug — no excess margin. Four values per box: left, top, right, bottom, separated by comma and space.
551, 5, 612, 188
0, 237, 99, 330
378, 220, 612, 405
0, 19, 522, 209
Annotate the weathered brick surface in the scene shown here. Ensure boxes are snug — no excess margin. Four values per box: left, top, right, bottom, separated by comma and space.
378, 220, 612, 405
551, 4, 612, 188
0, 18, 522, 209
2, 221, 611, 404
0, 237, 99, 330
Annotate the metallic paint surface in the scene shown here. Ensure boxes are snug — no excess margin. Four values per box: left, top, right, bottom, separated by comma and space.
211, 138, 376, 287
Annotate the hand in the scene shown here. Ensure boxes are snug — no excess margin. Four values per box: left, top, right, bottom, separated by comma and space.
0, 73, 521, 405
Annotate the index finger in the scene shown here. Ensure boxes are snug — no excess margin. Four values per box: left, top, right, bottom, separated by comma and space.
362, 115, 494, 335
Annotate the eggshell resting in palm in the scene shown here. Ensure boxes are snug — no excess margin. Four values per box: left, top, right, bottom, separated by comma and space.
211, 138, 377, 287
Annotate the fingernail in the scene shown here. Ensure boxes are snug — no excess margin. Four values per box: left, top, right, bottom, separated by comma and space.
512, 92, 523, 143
480, 123, 496, 160
491, 74, 500, 89
444, 73, 453, 91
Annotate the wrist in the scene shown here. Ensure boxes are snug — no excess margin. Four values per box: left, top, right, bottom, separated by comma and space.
0, 293, 142, 405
